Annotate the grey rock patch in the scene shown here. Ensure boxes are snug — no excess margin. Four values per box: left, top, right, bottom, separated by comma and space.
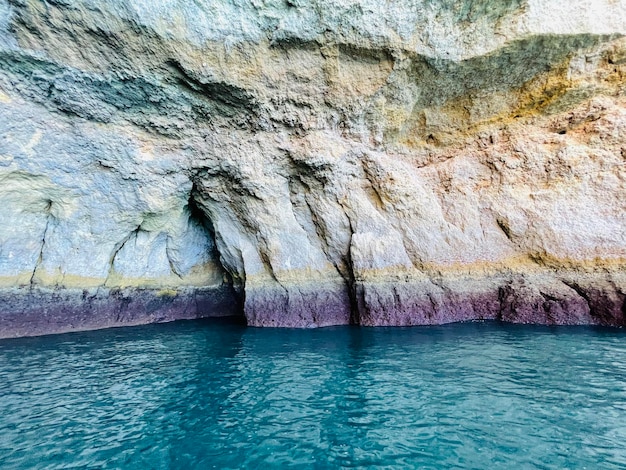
0, 285, 242, 339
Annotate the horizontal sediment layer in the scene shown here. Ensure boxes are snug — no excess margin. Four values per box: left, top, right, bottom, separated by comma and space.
244, 280, 353, 328
0, 285, 242, 339
243, 269, 626, 328
0, 268, 624, 338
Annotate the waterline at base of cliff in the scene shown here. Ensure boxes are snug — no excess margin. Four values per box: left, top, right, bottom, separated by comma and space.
1, 265, 624, 338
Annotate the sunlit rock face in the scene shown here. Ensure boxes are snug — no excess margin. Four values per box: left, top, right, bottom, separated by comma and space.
0, 0, 625, 336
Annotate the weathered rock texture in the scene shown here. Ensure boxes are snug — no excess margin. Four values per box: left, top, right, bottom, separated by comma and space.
0, 0, 625, 337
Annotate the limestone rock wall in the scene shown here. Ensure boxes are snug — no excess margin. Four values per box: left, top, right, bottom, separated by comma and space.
0, 0, 625, 336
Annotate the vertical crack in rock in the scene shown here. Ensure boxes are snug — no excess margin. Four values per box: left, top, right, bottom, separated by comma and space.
105, 227, 140, 285
496, 218, 513, 242
362, 167, 386, 211
287, 174, 348, 281
164, 239, 184, 280
30, 199, 53, 286
537, 290, 559, 324
497, 283, 512, 322
256, 246, 289, 293
345, 227, 362, 325
332, 194, 361, 325
359, 155, 423, 270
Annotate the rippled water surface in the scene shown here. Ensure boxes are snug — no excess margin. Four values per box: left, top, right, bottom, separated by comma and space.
2, 320, 626, 469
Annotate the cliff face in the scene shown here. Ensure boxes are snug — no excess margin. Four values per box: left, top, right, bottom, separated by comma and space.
0, 0, 625, 336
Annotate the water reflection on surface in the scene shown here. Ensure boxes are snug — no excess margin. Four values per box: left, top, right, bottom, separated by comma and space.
1, 320, 626, 469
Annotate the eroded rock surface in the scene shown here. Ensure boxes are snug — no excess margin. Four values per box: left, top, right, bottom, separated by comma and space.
0, 0, 625, 336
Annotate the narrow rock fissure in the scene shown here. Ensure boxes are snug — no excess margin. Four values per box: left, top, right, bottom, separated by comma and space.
105, 227, 140, 285
561, 280, 593, 313
343, 216, 361, 326
496, 285, 508, 321
322, 192, 362, 326
164, 239, 184, 280
496, 218, 513, 242
30, 200, 53, 287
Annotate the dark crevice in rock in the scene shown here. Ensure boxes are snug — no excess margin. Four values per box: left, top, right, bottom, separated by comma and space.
360, 158, 386, 211
165, 59, 257, 117
257, 247, 288, 292
187, 187, 217, 247
268, 35, 322, 51
539, 290, 560, 303
341, 207, 361, 326
561, 279, 625, 326
164, 239, 184, 280
187, 186, 245, 318
496, 218, 513, 241
30, 199, 53, 286
189, 186, 246, 287
562, 279, 592, 308
106, 226, 140, 284
336, 42, 395, 68
349, 277, 363, 326
287, 174, 347, 278
496, 284, 510, 321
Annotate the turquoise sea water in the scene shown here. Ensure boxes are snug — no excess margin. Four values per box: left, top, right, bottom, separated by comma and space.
1, 320, 626, 469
